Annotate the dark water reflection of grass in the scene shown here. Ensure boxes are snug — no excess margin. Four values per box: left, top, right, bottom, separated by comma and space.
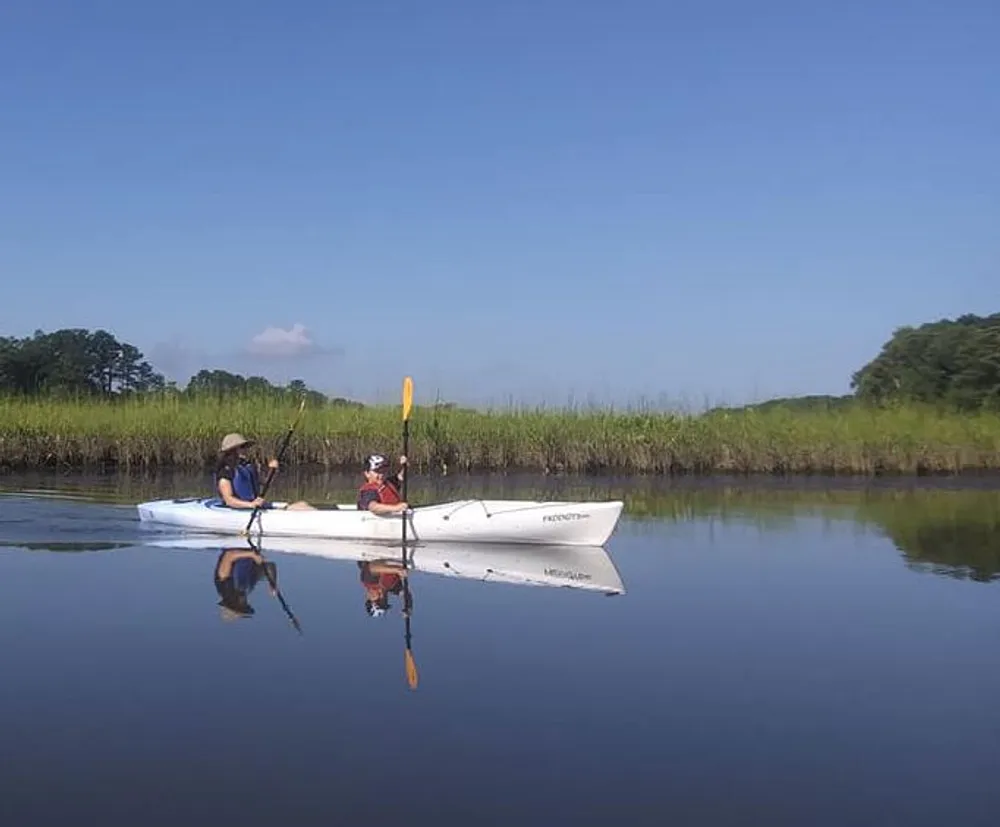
855, 491, 1000, 583
2, 470, 999, 583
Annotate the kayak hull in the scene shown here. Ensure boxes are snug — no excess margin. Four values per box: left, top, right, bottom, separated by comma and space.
145, 535, 626, 595
136, 497, 624, 547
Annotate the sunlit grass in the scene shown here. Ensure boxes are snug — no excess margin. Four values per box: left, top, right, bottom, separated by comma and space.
1, 393, 999, 475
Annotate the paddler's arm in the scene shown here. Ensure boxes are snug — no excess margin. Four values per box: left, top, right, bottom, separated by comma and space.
359, 487, 408, 515
366, 560, 408, 576
366, 500, 409, 515
392, 455, 407, 485
217, 478, 267, 510
262, 561, 278, 596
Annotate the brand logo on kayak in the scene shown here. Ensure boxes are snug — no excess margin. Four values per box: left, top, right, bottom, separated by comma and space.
545, 568, 592, 581
542, 512, 591, 522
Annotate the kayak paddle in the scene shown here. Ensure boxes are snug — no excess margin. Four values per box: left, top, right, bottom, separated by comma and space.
243, 396, 307, 536
248, 537, 303, 635
401, 376, 418, 689
401, 376, 412, 547
402, 558, 417, 690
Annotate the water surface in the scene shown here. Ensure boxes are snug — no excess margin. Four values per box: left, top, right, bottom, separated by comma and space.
1, 472, 999, 826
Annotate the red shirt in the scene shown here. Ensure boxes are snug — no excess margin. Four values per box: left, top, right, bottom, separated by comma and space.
357, 478, 402, 510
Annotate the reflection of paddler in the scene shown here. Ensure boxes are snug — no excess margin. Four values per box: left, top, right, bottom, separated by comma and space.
214, 547, 278, 620
358, 560, 409, 618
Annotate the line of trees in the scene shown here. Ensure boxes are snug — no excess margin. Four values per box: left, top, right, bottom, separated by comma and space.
707, 312, 999, 415
183, 369, 345, 406
851, 312, 1000, 411
3, 314, 998, 411
0, 328, 339, 404
0, 329, 164, 396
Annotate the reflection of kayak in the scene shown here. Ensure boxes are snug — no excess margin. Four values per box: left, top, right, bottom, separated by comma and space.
145, 535, 627, 595
136, 497, 624, 547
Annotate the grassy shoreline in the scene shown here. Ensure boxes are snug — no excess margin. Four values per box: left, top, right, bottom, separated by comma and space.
1, 394, 999, 475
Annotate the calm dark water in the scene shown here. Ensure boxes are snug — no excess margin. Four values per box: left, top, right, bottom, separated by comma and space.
1, 472, 999, 826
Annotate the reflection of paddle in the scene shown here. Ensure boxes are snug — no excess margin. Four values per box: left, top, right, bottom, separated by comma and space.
402, 558, 417, 689
243, 397, 307, 536
401, 377, 418, 689
249, 537, 303, 635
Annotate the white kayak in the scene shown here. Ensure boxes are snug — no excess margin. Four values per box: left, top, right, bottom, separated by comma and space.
136, 496, 624, 547
145, 535, 626, 595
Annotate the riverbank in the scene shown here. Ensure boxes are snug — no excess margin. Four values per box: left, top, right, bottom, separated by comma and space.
1, 395, 999, 475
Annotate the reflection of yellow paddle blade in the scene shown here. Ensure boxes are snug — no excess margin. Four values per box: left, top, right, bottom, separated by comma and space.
402, 376, 413, 422
405, 648, 418, 689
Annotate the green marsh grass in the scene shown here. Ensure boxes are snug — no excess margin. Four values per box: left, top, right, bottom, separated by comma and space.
1, 394, 999, 475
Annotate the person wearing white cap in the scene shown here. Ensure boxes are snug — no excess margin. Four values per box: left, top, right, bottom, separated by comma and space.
357, 453, 408, 514
357, 558, 408, 617
214, 432, 314, 511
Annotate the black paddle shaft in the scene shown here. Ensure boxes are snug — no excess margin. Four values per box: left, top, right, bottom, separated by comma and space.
402, 418, 410, 502
245, 398, 306, 534
401, 416, 410, 547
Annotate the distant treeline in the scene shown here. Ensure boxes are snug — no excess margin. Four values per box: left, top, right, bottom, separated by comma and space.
2, 312, 999, 412
0, 328, 344, 405
712, 394, 856, 414
850, 312, 1000, 411
713, 312, 999, 414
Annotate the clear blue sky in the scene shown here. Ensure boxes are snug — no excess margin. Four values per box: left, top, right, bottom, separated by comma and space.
1, 0, 997, 408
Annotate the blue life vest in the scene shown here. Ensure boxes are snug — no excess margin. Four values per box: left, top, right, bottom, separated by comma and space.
231, 460, 260, 501
232, 556, 259, 592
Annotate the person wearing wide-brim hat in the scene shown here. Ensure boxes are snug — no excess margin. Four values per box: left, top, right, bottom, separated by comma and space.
214, 432, 314, 511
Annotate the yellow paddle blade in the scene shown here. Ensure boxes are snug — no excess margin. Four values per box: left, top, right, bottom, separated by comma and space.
405, 649, 419, 689
402, 376, 414, 421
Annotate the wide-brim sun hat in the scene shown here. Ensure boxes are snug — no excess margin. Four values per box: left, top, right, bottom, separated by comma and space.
219, 602, 255, 621
219, 433, 254, 453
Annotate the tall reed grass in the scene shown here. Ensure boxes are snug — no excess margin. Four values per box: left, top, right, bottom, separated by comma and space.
1, 394, 999, 475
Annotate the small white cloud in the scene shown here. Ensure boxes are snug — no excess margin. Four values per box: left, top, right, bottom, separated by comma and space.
248, 323, 317, 358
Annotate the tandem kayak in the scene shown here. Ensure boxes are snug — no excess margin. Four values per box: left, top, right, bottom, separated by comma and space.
136, 496, 625, 547
144, 535, 626, 595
